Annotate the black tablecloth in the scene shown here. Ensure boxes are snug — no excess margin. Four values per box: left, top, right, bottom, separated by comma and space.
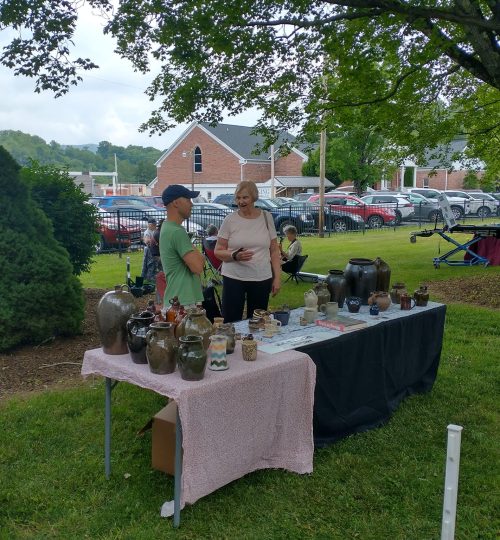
297, 305, 447, 447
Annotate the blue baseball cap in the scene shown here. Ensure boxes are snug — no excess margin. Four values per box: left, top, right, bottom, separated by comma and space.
161, 184, 200, 206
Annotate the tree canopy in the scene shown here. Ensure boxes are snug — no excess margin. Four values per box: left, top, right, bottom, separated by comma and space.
1, 1, 499, 176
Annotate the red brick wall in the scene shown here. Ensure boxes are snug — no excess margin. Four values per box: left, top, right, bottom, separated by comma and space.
154, 126, 243, 195
275, 152, 304, 176
153, 125, 305, 194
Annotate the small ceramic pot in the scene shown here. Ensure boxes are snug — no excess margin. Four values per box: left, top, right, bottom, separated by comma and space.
303, 307, 318, 324
146, 322, 177, 374
345, 296, 362, 314
215, 323, 236, 354
369, 304, 380, 316
126, 311, 155, 364
241, 339, 258, 361
272, 310, 290, 326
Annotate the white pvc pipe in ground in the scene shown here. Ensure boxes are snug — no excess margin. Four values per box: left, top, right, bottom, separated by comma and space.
441, 424, 463, 540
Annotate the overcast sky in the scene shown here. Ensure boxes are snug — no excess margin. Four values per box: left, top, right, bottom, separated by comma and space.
0, 5, 259, 151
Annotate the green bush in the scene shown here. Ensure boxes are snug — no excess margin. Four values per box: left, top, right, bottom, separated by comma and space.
0, 147, 84, 351
21, 161, 99, 275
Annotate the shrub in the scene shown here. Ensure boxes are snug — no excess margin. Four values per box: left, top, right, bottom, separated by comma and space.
21, 161, 99, 275
0, 147, 84, 351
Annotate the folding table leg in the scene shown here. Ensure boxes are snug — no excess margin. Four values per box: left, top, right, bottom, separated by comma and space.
173, 408, 183, 528
104, 378, 119, 479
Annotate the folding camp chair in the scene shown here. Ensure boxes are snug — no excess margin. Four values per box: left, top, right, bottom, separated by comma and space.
201, 237, 223, 284
282, 254, 309, 284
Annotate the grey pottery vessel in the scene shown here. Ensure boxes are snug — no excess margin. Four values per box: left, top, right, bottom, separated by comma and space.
96, 285, 137, 355
146, 322, 178, 374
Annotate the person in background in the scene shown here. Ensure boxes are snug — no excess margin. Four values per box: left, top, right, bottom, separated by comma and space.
160, 185, 204, 308
204, 223, 219, 251
141, 218, 157, 281
214, 180, 281, 322
280, 224, 302, 273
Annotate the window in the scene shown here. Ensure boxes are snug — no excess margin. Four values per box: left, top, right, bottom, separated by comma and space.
194, 146, 202, 173
423, 177, 430, 188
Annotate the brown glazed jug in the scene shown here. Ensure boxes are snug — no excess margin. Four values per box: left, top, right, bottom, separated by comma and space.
414, 285, 430, 307
344, 258, 378, 305
96, 285, 138, 355
325, 270, 347, 308
314, 281, 331, 312
177, 335, 208, 381
374, 257, 392, 292
126, 311, 155, 364
146, 322, 178, 374
175, 307, 213, 350
368, 291, 391, 312
390, 282, 407, 304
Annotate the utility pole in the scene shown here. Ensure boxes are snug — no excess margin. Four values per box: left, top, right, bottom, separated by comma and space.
319, 128, 326, 238
270, 117, 276, 198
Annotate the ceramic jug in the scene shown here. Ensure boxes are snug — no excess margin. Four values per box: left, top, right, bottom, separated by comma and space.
146, 322, 178, 374
374, 257, 392, 292
400, 293, 416, 311
304, 289, 318, 309
177, 335, 207, 380
368, 291, 391, 312
175, 307, 213, 350
207, 335, 228, 371
126, 311, 155, 364
344, 258, 378, 305
390, 282, 407, 304
314, 282, 331, 312
96, 285, 138, 355
325, 269, 347, 308
166, 296, 181, 323
414, 285, 430, 307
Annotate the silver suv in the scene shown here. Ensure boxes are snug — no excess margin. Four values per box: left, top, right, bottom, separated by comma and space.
408, 188, 471, 219
444, 190, 497, 218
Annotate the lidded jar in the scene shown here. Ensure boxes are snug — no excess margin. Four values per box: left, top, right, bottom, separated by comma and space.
96, 285, 137, 354
390, 282, 407, 304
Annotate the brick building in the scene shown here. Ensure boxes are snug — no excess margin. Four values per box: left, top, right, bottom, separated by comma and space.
149, 122, 308, 200
382, 138, 484, 191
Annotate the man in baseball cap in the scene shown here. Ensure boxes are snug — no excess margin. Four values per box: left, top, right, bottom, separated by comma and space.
161, 184, 200, 206
159, 184, 204, 308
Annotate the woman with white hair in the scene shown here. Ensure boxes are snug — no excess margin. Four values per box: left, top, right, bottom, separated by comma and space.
280, 224, 302, 268
215, 181, 281, 322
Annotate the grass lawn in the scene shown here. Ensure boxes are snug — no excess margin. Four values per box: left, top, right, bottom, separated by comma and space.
1, 227, 499, 538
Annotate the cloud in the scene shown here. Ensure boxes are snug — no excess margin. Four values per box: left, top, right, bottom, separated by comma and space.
0, 5, 259, 149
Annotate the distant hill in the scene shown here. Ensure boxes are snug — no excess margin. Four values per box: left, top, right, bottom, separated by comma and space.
62, 143, 99, 153
0, 130, 163, 184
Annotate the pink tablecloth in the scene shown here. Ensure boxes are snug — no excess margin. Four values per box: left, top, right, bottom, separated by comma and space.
82, 343, 316, 506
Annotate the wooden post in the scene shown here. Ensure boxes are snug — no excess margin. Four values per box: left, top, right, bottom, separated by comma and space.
319, 128, 326, 238
441, 424, 463, 540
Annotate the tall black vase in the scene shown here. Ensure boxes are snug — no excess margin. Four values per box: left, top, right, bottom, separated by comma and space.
344, 258, 377, 305
325, 270, 347, 308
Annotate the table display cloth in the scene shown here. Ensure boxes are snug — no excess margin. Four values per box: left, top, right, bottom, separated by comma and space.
82, 343, 316, 506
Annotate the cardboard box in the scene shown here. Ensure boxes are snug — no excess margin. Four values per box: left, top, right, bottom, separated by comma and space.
152, 401, 179, 475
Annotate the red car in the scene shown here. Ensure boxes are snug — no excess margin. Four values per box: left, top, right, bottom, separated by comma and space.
307, 193, 396, 228
97, 212, 143, 252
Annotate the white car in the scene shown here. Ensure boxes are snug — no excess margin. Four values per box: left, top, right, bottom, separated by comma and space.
444, 190, 497, 218
360, 194, 415, 224
408, 188, 471, 219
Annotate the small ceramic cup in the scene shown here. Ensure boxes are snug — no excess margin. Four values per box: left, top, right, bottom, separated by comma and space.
303, 307, 318, 324
264, 320, 282, 337
320, 301, 338, 320
208, 335, 228, 371
241, 339, 258, 361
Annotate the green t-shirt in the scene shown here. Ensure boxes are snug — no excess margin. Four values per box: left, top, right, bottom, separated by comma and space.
159, 221, 203, 306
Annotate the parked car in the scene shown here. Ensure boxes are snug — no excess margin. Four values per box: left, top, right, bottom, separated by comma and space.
293, 192, 316, 201
191, 203, 232, 229
407, 188, 471, 219
468, 191, 500, 217
142, 195, 165, 208
212, 194, 315, 234
306, 193, 396, 228
90, 196, 160, 220
360, 194, 414, 224
384, 191, 442, 222
443, 190, 497, 217
271, 199, 365, 232
96, 212, 143, 253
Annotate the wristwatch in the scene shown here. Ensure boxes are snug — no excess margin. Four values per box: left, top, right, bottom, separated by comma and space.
232, 248, 243, 261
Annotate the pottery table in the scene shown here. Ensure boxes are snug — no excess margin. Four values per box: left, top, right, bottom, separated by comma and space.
81, 344, 316, 527
235, 301, 446, 447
